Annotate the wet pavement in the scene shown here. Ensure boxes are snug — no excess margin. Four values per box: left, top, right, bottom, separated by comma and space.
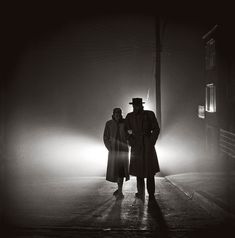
166, 172, 235, 217
2, 176, 235, 237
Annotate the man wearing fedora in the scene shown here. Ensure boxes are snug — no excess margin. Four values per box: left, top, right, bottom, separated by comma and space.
125, 98, 160, 202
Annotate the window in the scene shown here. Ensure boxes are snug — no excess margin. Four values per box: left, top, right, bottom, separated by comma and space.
198, 105, 205, 118
205, 83, 216, 112
205, 38, 216, 70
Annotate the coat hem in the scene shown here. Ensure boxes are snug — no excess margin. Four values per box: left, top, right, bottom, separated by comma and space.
106, 176, 130, 183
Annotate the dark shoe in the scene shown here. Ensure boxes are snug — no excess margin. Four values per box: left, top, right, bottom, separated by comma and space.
148, 194, 156, 202
116, 193, 124, 200
113, 190, 119, 196
135, 192, 145, 200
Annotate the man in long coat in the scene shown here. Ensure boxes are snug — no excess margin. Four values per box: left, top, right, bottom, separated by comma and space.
125, 98, 160, 201
103, 108, 129, 199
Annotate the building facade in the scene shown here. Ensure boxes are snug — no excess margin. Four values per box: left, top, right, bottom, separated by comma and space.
201, 23, 235, 170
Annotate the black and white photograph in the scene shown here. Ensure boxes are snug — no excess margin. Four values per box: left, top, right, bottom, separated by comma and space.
1, 2, 235, 237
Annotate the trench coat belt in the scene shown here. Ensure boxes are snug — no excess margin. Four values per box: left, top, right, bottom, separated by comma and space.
133, 132, 152, 136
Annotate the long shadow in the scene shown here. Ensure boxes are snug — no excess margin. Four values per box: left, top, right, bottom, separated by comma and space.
104, 198, 123, 227
147, 199, 170, 238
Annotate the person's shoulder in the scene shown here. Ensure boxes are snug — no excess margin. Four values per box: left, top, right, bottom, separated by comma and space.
144, 110, 155, 114
125, 112, 134, 120
144, 110, 156, 117
105, 119, 113, 126
126, 112, 134, 117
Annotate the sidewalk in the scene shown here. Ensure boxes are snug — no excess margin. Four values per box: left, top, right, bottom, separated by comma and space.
165, 172, 235, 218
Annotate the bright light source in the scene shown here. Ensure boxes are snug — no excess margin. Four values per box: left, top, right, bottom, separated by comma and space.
156, 126, 201, 175
11, 126, 108, 178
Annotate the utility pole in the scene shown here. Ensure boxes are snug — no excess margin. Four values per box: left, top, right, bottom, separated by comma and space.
155, 16, 161, 128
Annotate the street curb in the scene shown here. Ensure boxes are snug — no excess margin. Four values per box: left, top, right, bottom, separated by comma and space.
165, 176, 235, 219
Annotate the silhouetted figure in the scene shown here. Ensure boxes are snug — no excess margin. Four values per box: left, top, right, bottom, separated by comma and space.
103, 108, 129, 200
125, 98, 160, 202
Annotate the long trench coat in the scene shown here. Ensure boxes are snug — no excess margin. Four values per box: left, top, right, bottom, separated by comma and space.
125, 110, 160, 178
103, 119, 129, 182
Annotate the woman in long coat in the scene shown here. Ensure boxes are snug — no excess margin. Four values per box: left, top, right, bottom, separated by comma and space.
103, 108, 129, 199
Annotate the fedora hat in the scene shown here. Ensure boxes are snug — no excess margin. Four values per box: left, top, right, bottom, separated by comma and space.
129, 98, 145, 105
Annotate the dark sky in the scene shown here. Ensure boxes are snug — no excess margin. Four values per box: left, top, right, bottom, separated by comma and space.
7, 14, 156, 138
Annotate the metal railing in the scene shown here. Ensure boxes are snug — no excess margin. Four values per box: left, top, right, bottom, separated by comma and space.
220, 129, 235, 159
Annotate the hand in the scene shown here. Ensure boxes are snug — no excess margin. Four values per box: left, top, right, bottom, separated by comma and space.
127, 130, 133, 135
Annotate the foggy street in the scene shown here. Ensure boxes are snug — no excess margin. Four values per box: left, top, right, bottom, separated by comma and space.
4, 177, 233, 238
2, 3, 235, 238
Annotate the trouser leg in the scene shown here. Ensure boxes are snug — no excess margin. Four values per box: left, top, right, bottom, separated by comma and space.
147, 176, 155, 195
117, 177, 124, 193
137, 177, 145, 195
